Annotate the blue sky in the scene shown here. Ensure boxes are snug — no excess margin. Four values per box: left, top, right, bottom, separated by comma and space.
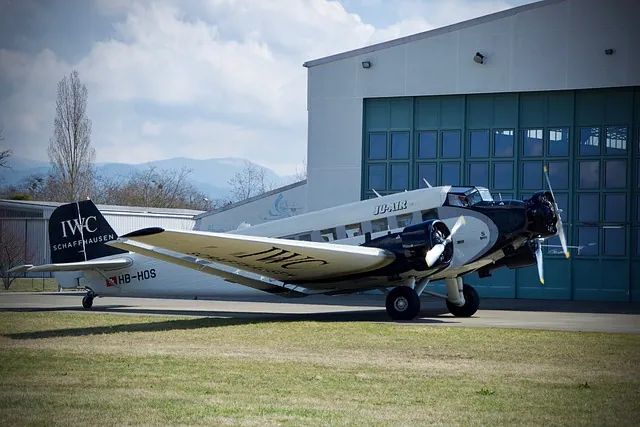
0, 0, 535, 176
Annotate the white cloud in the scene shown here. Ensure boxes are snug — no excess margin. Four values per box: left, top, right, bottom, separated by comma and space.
0, 0, 526, 176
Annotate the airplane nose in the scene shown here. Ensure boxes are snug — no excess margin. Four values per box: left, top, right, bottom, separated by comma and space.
525, 191, 558, 238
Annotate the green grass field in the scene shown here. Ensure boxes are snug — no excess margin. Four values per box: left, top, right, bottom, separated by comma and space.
1, 278, 61, 292
0, 312, 638, 426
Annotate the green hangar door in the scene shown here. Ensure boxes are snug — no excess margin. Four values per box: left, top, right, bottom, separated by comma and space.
361, 87, 640, 302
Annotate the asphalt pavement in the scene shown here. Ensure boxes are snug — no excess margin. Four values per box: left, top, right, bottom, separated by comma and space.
1, 291, 639, 334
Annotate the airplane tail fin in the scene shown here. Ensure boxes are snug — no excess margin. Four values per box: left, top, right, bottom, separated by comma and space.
49, 200, 127, 264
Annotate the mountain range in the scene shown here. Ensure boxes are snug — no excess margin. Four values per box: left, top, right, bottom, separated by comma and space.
0, 156, 298, 200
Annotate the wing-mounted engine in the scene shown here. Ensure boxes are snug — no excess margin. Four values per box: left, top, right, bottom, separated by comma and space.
400, 220, 454, 271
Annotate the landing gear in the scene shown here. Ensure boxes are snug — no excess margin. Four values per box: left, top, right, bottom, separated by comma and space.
385, 285, 421, 320
82, 291, 96, 309
446, 283, 479, 317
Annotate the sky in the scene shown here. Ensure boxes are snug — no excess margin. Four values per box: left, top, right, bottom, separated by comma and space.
0, 0, 536, 176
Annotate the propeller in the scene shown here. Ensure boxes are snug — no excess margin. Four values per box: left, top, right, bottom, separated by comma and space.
532, 166, 570, 285
542, 166, 570, 259
425, 216, 465, 267
535, 238, 544, 284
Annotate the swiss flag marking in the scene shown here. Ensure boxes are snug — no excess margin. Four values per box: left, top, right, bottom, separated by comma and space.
106, 276, 117, 287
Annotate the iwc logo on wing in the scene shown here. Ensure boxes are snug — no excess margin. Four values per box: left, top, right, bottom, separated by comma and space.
373, 200, 408, 216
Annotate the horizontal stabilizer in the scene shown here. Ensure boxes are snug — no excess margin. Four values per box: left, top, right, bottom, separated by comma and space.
8, 257, 133, 274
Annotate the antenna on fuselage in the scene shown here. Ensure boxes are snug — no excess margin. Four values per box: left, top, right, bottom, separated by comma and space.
422, 178, 432, 188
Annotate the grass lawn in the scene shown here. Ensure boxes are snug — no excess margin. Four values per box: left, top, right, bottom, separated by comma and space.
1, 278, 62, 292
0, 312, 638, 426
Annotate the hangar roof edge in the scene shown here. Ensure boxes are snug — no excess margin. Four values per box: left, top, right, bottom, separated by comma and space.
0, 199, 205, 217
302, 0, 565, 68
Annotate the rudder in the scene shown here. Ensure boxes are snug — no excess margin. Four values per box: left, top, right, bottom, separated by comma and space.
49, 200, 127, 264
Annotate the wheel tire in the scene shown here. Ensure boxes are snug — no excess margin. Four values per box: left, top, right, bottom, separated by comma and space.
446, 283, 479, 317
82, 296, 93, 309
385, 286, 421, 321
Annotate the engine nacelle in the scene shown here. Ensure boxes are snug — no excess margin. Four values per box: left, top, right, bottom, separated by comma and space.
525, 190, 558, 238
400, 219, 453, 271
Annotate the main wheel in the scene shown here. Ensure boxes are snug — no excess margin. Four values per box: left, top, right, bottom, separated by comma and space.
385, 286, 421, 320
446, 283, 479, 317
82, 295, 94, 309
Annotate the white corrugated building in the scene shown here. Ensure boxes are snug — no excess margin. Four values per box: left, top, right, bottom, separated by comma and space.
0, 199, 204, 277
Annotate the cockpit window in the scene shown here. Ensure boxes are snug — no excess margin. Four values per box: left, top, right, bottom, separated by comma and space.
447, 188, 493, 206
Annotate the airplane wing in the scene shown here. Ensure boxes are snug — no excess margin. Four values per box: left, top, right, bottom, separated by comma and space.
8, 258, 134, 274
107, 227, 396, 282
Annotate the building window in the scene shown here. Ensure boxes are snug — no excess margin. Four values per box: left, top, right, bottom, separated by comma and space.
368, 164, 386, 190
493, 163, 513, 190
577, 227, 599, 256
391, 132, 410, 159
390, 163, 409, 190
417, 131, 437, 159
469, 163, 489, 188
523, 128, 543, 157
578, 194, 599, 223
469, 130, 490, 158
604, 194, 626, 222
579, 127, 600, 156
604, 228, 625, 256
441, 163, 460, 186
578, 161, 599, 189
548, 127, 569, 157
522, 161, 543, 190
605, 126, 627, 155
604, 160, 626, 189
298, 233, 312, 241
547, 161, 569, 189
494, 129, 514, 157
441, 130, 461, 158
418, 163, 436, 188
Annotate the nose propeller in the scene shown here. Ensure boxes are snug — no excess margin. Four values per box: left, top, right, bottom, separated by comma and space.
426, 216, 465, 268
535, 166, 570, 284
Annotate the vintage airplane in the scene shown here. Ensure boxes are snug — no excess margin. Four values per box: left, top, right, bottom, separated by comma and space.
9, 168, 568, 320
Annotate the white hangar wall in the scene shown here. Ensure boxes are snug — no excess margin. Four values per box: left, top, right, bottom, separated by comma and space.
194, 180, 307, 232
304, 0, 640, 211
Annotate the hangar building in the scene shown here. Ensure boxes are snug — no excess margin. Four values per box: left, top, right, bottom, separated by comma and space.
302, 0, 640, 301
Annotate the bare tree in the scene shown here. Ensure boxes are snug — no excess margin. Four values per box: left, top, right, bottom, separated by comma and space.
47, 70, 95, 202
0, 129, 10, 169
294, 158, 307, 181
0, 221, 33, 290
228, 160, 276, 202
98, 166, 212, 210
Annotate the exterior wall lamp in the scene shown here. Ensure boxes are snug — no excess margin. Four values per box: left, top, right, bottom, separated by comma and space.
361, 61, 371, 68
473, 52, 485, 64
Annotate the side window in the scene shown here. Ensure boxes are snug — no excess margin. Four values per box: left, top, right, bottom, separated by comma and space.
371, 218, 388, 233
345, 223, 362, 238
297, 233, 312, 241
320, 228, 337, 242
396, 213, 413, 228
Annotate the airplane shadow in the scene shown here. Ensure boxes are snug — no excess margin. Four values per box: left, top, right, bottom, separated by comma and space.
2, 307, 454, 340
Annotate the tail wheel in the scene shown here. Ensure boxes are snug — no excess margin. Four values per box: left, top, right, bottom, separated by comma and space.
385, 286, 421, 321
446, 284, 479, 317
